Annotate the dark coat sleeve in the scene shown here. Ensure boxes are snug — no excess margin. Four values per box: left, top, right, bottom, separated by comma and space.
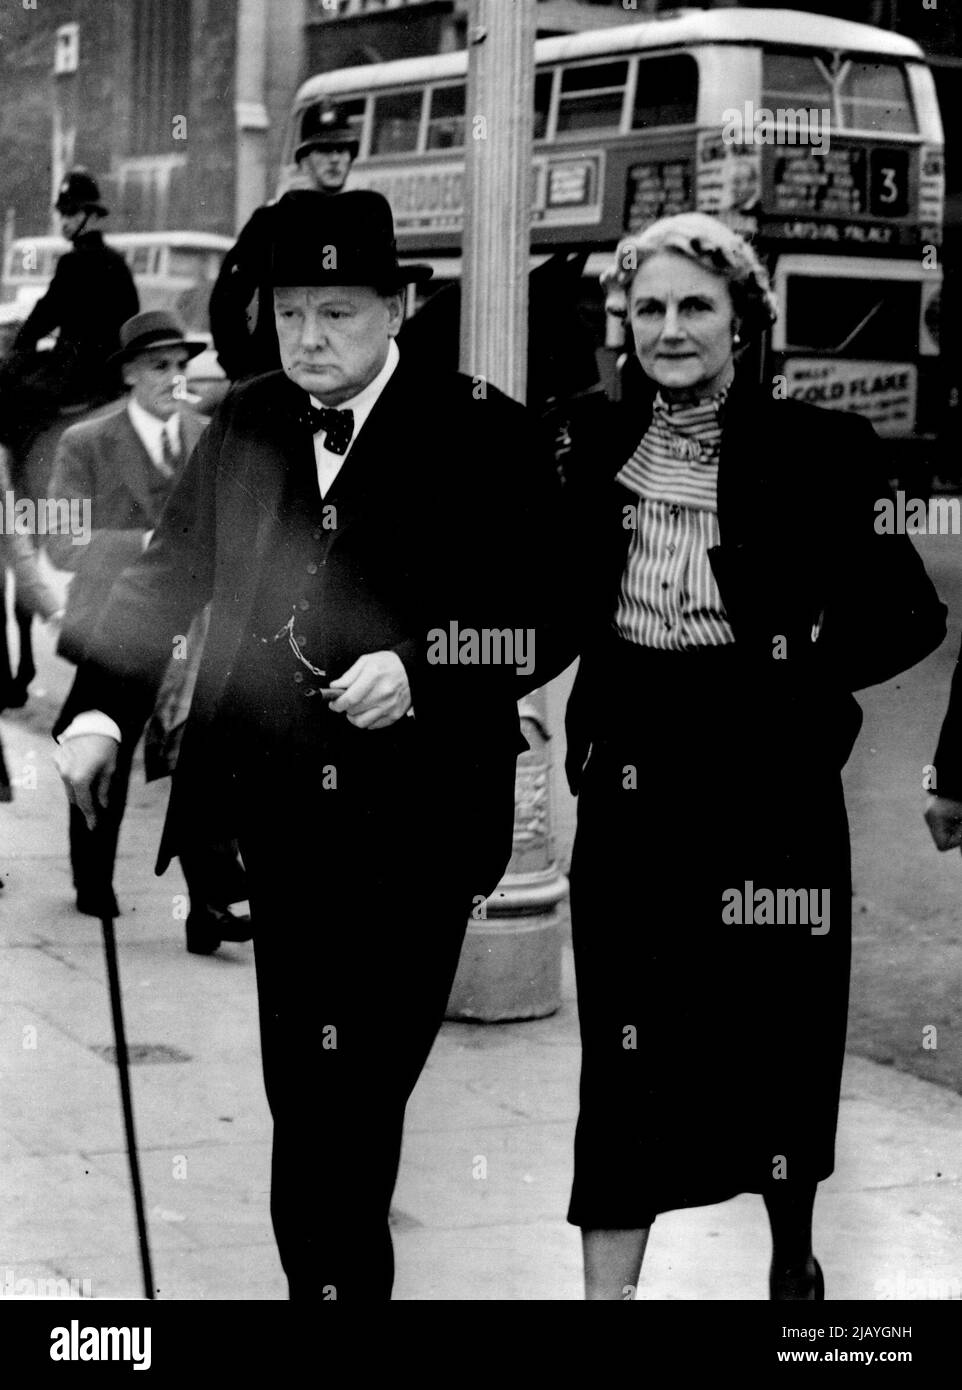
209, 207, 273, 381
107, 252, 140, 344
13, 259, 69, 351
387, 380, 579, 721
816, 412, 947, 692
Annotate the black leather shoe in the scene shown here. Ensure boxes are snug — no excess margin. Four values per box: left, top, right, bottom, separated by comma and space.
186, 916, 221, 956
186, 905, 253, 956
76, 891, 120, 919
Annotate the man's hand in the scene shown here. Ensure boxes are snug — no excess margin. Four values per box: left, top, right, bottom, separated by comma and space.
924, 794, 962, 851
53, 734, 118, 830
327, 651, 411, 730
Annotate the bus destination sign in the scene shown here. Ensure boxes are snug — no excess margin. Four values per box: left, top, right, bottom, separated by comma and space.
767, 142, 912, 223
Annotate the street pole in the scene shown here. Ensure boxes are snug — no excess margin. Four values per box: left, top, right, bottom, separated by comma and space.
447, 0, 568, 1021
234, 0, 271, 231
458, 0, 533, 401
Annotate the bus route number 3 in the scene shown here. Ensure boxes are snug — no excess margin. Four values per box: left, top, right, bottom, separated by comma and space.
868, 148, 909, 219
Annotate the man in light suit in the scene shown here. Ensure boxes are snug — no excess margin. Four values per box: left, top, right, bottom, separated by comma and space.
47, 311, 248, 951
54, 191, 566, 1300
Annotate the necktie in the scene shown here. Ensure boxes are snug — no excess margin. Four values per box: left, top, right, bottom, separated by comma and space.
160, 427, 180, 477
305, 404, 355, 456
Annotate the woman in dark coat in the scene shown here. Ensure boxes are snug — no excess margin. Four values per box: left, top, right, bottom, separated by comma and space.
562, 212, 946, 1300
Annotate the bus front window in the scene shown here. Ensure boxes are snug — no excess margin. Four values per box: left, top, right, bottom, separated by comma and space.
838, 62, 917, 134
763, 51, 834, 117
785, 275, 920, 357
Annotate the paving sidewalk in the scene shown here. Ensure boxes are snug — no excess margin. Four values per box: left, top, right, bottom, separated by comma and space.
1, 625, 961, 1301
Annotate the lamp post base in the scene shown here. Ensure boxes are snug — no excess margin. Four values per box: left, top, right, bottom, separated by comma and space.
445, 867, 569, 1022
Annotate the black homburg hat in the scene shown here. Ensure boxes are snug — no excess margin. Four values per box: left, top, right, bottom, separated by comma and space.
269, 190, 432, 291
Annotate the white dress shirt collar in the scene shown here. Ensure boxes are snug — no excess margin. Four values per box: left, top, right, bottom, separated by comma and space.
127, 396, 180, 466
308, 337, 400, 449
308, 339, 401, 500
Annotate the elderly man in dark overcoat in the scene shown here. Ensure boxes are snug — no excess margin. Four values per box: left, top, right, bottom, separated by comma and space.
54, 190, 565, 1300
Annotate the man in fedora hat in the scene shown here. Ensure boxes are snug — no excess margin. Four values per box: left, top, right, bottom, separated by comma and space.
47, 310, 250, 953
210, 100, 360, 383
0, 169, 138, 455
54, 190, 566, 1299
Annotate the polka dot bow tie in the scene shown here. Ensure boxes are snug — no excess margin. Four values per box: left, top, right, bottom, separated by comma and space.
305, 404, 355, 456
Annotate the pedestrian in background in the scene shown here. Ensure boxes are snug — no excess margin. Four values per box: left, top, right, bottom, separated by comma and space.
560, 212, 946, 1301
209, 100, 359, 383
46, 310, 250, 954
0, 169, 138, 460
0, 445, 62, 811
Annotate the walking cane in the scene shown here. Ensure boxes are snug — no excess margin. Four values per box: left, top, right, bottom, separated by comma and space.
100, 913, 155, 1300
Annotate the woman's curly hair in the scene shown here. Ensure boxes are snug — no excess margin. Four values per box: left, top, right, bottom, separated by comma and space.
601, 213, 778, 344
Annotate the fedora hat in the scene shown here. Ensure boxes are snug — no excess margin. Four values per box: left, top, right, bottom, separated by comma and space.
295, 101, 361, 163
270, 190, 432, 291
109, 310, 207, 366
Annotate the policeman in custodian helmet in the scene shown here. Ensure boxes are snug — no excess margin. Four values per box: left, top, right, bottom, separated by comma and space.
208, 100, 360, 382
0, 168, 139, 454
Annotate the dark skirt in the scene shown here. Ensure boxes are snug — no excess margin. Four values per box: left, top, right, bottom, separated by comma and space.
566, 639, 852, 1229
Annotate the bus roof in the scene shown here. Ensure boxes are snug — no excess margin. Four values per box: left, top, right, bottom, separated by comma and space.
295, 8, 925, 103
6, 231, 233, 251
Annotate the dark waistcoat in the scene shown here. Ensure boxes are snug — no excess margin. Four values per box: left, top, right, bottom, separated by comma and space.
223, 443, 410, 764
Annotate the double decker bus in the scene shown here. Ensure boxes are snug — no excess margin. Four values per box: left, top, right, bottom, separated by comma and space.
284, 8, 945, 451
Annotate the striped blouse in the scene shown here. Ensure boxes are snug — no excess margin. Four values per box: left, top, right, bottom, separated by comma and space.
614, 388, 735, 650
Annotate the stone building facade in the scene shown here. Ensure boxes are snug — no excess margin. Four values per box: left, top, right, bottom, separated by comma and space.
1, 0, 308, 241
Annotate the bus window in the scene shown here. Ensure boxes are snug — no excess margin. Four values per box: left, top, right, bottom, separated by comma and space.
632, 54, 698, 129
128, 245, 155, 276
839, 62, 917, 134
763, 51, 834, 114
534, 70, 553, 140
371, 90, 423, 156
555, 60, 628, 134
784, 275, 919, 357
426, 84, 465, 150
